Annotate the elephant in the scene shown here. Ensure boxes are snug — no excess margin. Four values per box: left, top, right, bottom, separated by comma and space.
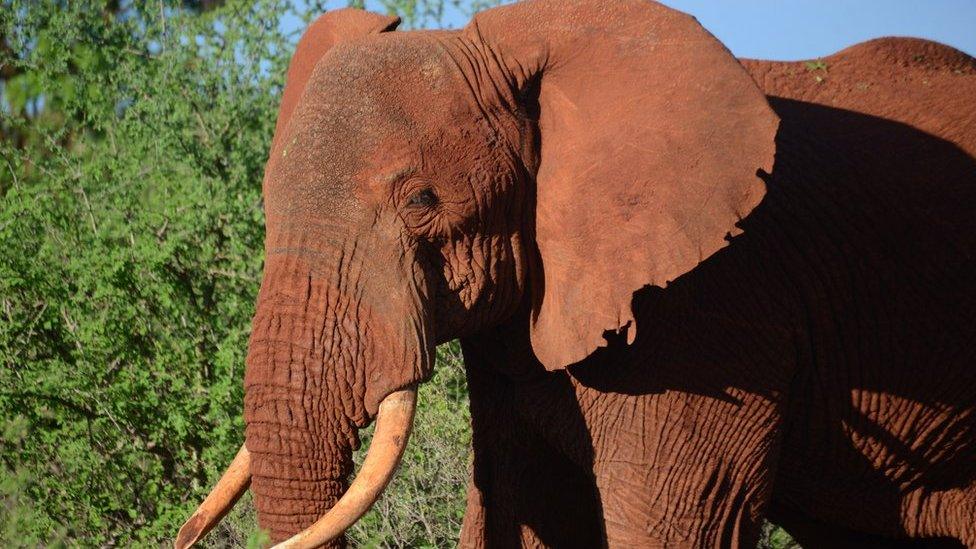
175, 0, 976, 547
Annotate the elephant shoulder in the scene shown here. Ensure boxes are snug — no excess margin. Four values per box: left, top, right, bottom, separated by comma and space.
740, 37, 976, 157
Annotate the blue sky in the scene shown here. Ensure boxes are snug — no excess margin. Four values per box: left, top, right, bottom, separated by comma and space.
294, 1, 976, 60
655, 0, 976, 60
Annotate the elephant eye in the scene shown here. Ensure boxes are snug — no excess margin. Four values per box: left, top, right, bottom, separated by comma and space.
408, 188, 438, 208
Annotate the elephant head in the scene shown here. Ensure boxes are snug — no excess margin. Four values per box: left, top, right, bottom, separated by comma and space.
176, 0, 778, 546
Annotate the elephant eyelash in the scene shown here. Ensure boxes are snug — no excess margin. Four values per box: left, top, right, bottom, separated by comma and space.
407, 188, 438, 208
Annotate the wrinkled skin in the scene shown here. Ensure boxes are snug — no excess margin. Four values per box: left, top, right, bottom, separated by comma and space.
240, 0, 976, 546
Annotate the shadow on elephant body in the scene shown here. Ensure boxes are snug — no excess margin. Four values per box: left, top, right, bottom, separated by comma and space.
751, 98, 976, 543
462, 97, 976, 545
462, 319, 607, 548
766, 508, 966, 549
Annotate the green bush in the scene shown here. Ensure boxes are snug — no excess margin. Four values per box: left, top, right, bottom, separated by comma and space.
2, 2, 290, 544
0, 1, 796, 546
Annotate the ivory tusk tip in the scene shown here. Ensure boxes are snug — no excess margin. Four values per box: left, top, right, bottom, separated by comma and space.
174, 444, 251, 548
174, 512, 207, 549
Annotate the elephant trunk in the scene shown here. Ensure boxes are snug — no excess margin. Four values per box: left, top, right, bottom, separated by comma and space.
176, 390, 416, 549
246, 429, 349, 544
271, 388, 416, 548
241, 248, 428, 546
239, 253, 364, 544
176, 230, 433, 547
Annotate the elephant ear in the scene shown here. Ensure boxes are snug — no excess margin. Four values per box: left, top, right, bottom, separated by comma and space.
468, 0, 778, 370
269, 8, 400, 157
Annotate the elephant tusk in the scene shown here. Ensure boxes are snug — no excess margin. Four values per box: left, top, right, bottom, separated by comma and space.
271, 387, 418, 549
174, 444, 252, 549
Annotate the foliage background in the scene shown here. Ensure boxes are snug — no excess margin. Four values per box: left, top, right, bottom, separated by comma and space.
0, 1, 797, 547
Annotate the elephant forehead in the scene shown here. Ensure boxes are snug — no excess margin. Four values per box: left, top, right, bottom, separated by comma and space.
264, 34, 476, 218
263, 114, 366, 222
319, 33, 455, 97
297, 34, 459, 132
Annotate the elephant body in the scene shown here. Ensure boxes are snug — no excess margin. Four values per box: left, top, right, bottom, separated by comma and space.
459, 39, 976, 548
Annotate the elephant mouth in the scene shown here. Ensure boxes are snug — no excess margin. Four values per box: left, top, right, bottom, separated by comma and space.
174, 387, 417, 549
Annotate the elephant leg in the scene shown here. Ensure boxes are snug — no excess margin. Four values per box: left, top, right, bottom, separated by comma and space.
585, 394, 779, 549
458, 293, 794, 548
460, 457, 604, 549
459, 333, 605, 549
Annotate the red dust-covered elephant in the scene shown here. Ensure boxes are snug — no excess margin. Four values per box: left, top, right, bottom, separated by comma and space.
175, 0, 976, 547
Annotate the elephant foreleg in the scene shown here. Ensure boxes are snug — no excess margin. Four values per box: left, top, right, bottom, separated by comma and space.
459, 333, 605, 548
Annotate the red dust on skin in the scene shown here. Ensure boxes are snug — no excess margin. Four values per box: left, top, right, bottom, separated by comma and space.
180, 0, 976, 547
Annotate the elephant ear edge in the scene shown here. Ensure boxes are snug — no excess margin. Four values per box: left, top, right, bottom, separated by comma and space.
270, 8, 400, 158
467, 0, 779, 371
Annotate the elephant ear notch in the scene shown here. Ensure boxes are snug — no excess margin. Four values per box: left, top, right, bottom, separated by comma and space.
468, 0, 778, 370
269, 8, 400, 158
